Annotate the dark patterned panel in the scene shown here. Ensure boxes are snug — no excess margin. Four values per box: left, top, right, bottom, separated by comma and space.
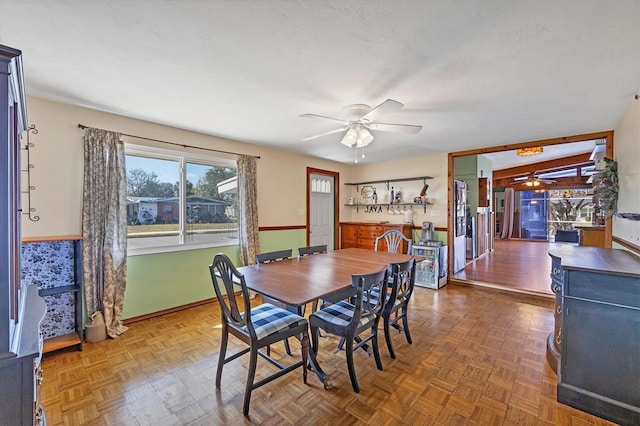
22, 240, 77, 339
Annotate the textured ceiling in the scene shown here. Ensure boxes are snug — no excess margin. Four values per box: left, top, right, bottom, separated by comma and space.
0, 1, 638, 165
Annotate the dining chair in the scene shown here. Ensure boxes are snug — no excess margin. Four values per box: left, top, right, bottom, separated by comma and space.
297, 244, 327, 257
309, 266, 389, 393
380, 257, 416, 359
256, 249, 293, 264
297, 244, 328, 314
256, 249, 296, 355
374, 229, 413, 254
209, 253, 309, 416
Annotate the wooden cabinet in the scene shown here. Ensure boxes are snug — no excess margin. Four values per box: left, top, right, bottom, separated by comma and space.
548, 246, 640, 425
546, 250, 565, 373
0, 44, 47, 426
478, 177, 490, 207
339, 222, 413, 252
576, 226, 605, 247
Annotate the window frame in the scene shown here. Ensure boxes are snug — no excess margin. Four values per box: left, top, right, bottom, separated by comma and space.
125, 143, 238, 256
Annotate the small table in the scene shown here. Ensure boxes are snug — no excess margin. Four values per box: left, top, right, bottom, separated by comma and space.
236, 248, 412, 388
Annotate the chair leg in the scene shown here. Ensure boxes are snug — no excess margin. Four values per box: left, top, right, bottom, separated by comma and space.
284, 338, 292, 356
216, 327, 229, 387
243, 346, 259, 416
310, 325, 319, 354
401, 308, 412, 344
371, 325, 383, 371
383, 316, 396, 359
345, 337, 360, 393
300, 331, 309, 384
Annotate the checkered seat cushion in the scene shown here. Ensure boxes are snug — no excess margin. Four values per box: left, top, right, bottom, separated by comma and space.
365, 287, 402, 308
313, 300, 376, 328
242, 303, 308, 340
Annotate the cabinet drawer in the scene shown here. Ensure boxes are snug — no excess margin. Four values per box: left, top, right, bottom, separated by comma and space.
550, 255, 563, 283
565, 270, 640, 308
357, 239, 376, 250
357, 229, 382, 239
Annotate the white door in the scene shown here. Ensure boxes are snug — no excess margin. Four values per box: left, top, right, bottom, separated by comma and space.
309, 173, 334, 249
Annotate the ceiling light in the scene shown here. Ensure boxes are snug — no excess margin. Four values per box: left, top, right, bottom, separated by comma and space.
341, 124, 374, 149
355, 127, 373, 148
340, 127, 358, 147
516, 147, 543, 156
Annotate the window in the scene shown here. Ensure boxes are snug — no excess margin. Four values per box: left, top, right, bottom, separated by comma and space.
125, 144, 238, 254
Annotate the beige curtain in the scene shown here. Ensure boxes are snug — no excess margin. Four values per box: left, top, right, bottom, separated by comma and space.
500, 188, 515, 240
237, 155, 260, 266
82, 128, 128, 338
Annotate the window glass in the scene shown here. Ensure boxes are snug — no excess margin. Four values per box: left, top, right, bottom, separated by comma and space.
125, 147, 238, 254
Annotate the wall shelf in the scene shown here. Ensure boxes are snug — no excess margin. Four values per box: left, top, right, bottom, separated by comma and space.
344, 176, 434, 213
38, 284, 80, 297
344, 175, 433, 189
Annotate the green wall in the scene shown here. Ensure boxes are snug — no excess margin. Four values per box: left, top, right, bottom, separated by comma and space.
122, 229, 306, 320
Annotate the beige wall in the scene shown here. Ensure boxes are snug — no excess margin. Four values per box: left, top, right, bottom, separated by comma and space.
612, 98, 640, 247
21, 96, 353, 237
344, 154, 449, 228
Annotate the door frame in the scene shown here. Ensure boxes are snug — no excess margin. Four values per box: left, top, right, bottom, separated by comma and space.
447, 130, 614, 278
306, 167, 340, 249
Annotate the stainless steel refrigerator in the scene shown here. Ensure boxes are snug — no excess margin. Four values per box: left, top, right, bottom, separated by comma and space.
453, 180, 467, 273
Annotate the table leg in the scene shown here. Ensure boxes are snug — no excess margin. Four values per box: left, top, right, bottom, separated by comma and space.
307, 343, 332, 390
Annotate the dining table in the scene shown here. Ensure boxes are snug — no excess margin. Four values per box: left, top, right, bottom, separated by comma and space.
235, 247, 413, 389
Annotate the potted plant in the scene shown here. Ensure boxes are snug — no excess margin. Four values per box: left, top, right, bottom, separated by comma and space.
549, 195, 588, 242
593, 157, 618, 219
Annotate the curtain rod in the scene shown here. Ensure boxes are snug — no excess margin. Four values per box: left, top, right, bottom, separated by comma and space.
77, 123, 260, 159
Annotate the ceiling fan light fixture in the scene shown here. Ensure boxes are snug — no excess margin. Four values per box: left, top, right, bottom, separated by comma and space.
355, 127, 373, 147
340, 127, 358, 147
516, 146, 543, 156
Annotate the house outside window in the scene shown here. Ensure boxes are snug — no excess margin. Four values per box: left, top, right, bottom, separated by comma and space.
125, 144, 238, 255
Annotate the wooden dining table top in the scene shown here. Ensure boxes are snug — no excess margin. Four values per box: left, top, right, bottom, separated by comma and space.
236, 248, 413, 307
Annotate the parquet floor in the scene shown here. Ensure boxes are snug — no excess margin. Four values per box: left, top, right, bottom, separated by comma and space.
40, 285, 616, 425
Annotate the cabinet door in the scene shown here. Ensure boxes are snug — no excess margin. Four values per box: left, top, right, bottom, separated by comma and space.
340, 224, 357, 249
561, 297, 640, 411
478, 178, 489, 207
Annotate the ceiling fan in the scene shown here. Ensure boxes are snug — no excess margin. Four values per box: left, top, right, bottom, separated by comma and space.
510, 174, 556, 187
300, 99, 422, 148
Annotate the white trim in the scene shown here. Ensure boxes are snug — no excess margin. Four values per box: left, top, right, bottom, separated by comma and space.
128, 239, 239, 256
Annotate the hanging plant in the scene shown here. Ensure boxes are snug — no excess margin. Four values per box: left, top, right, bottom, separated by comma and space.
593, 157, 618, 218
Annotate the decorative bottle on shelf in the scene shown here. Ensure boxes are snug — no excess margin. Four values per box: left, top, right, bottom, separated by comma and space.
372, 187, 378, 204
390, 187, 394, 204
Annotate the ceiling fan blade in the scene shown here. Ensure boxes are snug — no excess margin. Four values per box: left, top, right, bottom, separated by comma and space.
364, 122, 422, 134
360, 99, 404, 122
302, 127, 348, 141
300, 113, 348, 125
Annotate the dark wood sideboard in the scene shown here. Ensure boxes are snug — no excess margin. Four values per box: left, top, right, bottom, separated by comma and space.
339, 222, 413, 252
548, 245, 639, 425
